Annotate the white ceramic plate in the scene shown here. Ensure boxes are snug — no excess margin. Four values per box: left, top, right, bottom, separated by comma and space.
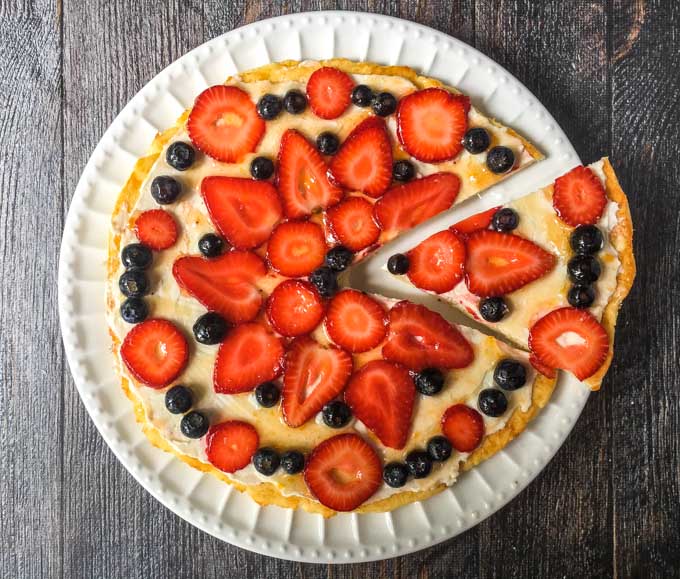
58, 11, 588, 563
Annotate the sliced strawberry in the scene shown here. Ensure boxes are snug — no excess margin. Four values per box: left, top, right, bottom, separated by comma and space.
266, 221, 326, 278
324, 290, 387, 353
441, 404, 484, 453
187, 85, 265, 163
396, 88, 470, 163
382, 301, 474, 370
528, 307, 609, 381
373, 173, 460, 238
529, 353, 557, 379
345, 360, 414, 449
277, 130, 344, 218
266, 279, 324, 337
553, 165, 607, 226
406, 229, 466, 294
306, 66, 354, 120
327, 196, 380, 252
304, 433, 382, 511
173, 251, 266, 324
206, 421, 259, 473
120, 319, 188, 388
464, 230, 556, 297
134, 209, 178, 250
450, 206, 499, 237
282, 338, 353, 427
328, 117, 392, 197
213, 322, 285, 393
201, 176, 282, 249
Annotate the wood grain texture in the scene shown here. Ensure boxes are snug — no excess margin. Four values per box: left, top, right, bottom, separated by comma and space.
0, 0, 677, 577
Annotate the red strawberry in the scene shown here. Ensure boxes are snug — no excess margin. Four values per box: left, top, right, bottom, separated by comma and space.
344, 360, 415, 449
201, 176, 282, 249
304, 433, 382, 511
327, 196, 380, 252
324, 289, 387, 353
134, 209, 178, 250
464, 230, 556, 297
306, 66, 354, 120
187, 85, 265, 163
328, 117, 392, 197
213, 322, 285, 393
277, 130, 344, 218
441, 404, 484, 453
396, 88, 470, 163
382, 301, 474, 370
406, 229, 466, 294
281, 338, 353, 427
206, 421, 259, 473
450, 206, 499, 237
528, 307, 609, 381
266, 279, 325, 337
529, 353, 557, 379
373, 173, 460, 238
553, 165, 607, 226
173, 251, 266, 324
266, 221, 326, 278
120, 319, 188, 388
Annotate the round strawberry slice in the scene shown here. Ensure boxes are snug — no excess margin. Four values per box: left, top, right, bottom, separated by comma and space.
187, 85, 265, 163
325, 289, 387, 353
206, 421, 259, 473
529, 353, 557, 379
441, 404, 484, 452
120, 319, 188, 388
134, 209, 178, 250
553, 165, 607, 226
304, 433, 382, 511
267, 221, 326, 278
306, 66, 354, 120
266, 279, 324, 337
406, 229, 466, 294
327, 196, 381, 252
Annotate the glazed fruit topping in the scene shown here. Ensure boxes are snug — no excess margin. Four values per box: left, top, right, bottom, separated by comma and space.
462, 127, 490, 154
192, 311, 229, 345
441, 404, 484, 452
383, 462, 409, 488
256, 94, 283, 120
486, 146, 515, 174
325, 289, 387, 353
206, 420, 259, 473
166, 141, 195, 171
283, 89, 307, 114
570, 224, 603, 255
198, 233, 224, 258
322, 400, 352, 428
165, 385, 193, 414
392, 159, 416, 182
327, 196, 381, 252
324, 245, 353, 272
406, 229, 466, 294
249, 156, 275, 180
405, 450, 432, 478
308, 266, 338, 298
491, 207, 519, 232
427, 435, 453, 462
181, 411, 210, 438
151, 176, 182, 205
553, 165, 607, 226
568, 284, 596, 309
414, 367, 445, 396
119, 269, 149, 298
306, 66, 354, 119
450, 206, 499, 237
120, 297, 149, 324
121, 243, 152, 269
478, 388, 507, 417
280, 450, 305, 474
266, 279, 325, 337
351, 84, 374, 107
267, 221, 326, 277
386, 253, 410, 275
372, 92, 398, 117
134, 209, 178, 250
567, 254, 601, 284
253, 448, 280, 476
254, 381, 280, 408
493, 359, 527, 390
479, 296, 509, 322
529, 353, 557, 379
316, 131, 340, 155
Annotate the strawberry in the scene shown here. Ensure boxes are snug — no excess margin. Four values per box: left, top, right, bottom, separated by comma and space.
324, 289, 387, 353
134, 209, 178, 250
120, 319, 188, 388
528, 307, 609, 381
304, 433, 382, 511
326, 196, 380, 252
396, 88, 470, 163
464, 230, 556, 297
201, 176, 282, 249
441, 404, 484, 453
450, 206, 499, 237
306, 66, 354, 120
328, 117, 392, 197
266, 279, 325, 337
373, 173, 460, 238
406, 229, 466, 294
173, 251, 266, 324
529, 353, 557, 379
344, 360, 415, 449
213, 322, 285, 393
187, 85, 265, 163
205, 421, 259, 473
277, 130, 344, 218
281, 337, 353, 427
553, 165, 607, 226
382, 301, 474, 370
266, 221, 326, 278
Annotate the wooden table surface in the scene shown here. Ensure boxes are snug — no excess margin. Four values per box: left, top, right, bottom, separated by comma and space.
2, 1, 678, 577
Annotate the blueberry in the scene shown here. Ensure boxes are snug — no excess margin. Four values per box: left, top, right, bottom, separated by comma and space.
486, 146, 515, 174
568, 284, 596, 309
387, 253, 410, 275
119, 269, 149, 298
570, 225, 603, 255
478, 389, 508, 417
372, 92, 398, 116
198, 233, 224, 258
121, 243, 152, 269
193, 312, 228, 345
479, 297, 508, 323
308, 266, 338, 298
383, 462, 409, 488
256, 94, 283, 120
491, 208, 519, 232
255, 381, 280, 408
493, 359, 527, 390
180, 411, 209, 438
405, 450, 432, 479
462, 128, 491, 154
325, 245, 353, 272
415, 368, 445, 396
351, 84, 374, 107
151, 176, 182, 204
253, 447, 280, 476
283, 89, 307, 114
166, 141, 195, 171
165, 385, 193, 414
316, 132, 340, 155
393, 160, 416, 182
250, 156, 275, 180
427, 436, 452, 462
120, 297, 149, 324
322, 400, 352, 428
280, 450, 305, 475
568, 255, 601, 284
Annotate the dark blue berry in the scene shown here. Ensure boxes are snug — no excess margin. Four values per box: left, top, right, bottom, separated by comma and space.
568, 284, 596, 309
427, 436, 452, 461
193, 312, 228, 345
325, 245, 353, 272
283, 89, 307, 114
387, 253, 410, 275
570, 225, 603, 255
165, 385, 193, 414
308, 266, 338, 298
255, 381, 280, 408
120, 297, 149, 324
151, 176, 182, 204
316, 132, 340, 155
414, 368, 444, 396
478, 389, 508, 417
462, 128, 491, 154
393, 160, 416, 182
198, 233, 224, 258
280, 450, 305, 474
372, 92, 397, 116
568, 255, 601, 284
166, 142, 195, 171
405, 450, 432, 478
119, 269, 149, 298
121, 243, 152, 269
257, 94, 283, 120
383, 462, 409, 488
351, 84, 374, 107
491, 208, 519, 232
486, 147, 515, 174
180, 411, 209, 438
252, 448, 280, 476
322, 400, 352, 428
493, 359, 527, 390
479, 297, 508, 322
250, 156, 275, 180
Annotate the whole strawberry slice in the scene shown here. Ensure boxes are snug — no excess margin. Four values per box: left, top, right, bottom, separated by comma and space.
529, 353, 557, 379
327, 196, 381, 252
328, 117, 392, 197
306, 66, 354, 120
528, 307, 609, 381
553, 165, 607, 226
450, 206, 499, 237
397, 88, 470, 163
266, 279, 325, 337
304, 433, 382, 511
202, 176, 282, 249
134, 209, 178, 250
406, 229, 466, 294
206, 421, 259, 473
267, 221, 326, 278
382, 301, 474, 370
345, 360, 415, 449
465, 230, 556, 297
173, 251, 266, 324
187, 85, 265, 163
441, 404, 484, 452
214, 322, 285, 393
373, 173, 460, 238
121, 319, 188, 388
324, 289, 387, 353
278, 129, 343, 218
282, 338, 353, 427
